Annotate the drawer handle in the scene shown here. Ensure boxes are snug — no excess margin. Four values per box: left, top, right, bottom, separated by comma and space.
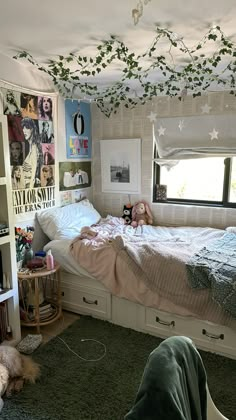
156, 316, 175, 327
202, 329, 224, 340
83, 297, 98, 305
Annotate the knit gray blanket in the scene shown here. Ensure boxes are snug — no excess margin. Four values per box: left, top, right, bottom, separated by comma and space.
186, 232, 236, 319
112, 231, 236, 319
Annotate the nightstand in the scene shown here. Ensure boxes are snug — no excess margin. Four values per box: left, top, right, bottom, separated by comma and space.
18, 262, 62, 333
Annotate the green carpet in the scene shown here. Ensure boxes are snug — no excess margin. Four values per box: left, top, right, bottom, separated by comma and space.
2, 316, 236, 420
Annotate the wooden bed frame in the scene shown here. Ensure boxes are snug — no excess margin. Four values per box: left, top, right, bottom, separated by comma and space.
60, 269, 236, 360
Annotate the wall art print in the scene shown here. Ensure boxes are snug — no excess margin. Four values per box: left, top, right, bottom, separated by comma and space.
65, 99, 91, 159
60, 187, 92, 207
60, 190, 72, 207
100, 138, 141, 194
1, 88, 56, 216
155, 184, 167, 201
59, 161, 91, 191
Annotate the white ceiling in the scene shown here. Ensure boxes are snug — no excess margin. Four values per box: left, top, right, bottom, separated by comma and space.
1, 0, 236, 91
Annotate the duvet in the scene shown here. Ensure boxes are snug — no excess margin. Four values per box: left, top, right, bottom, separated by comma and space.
70, 216, 234, 320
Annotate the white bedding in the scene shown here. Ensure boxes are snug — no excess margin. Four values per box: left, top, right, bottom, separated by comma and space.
44, 239, 94, 278
43, 219, 235, 327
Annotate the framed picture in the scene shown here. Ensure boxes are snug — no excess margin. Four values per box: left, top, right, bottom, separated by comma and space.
100, 138, 141, 194
155, 184, 167, 201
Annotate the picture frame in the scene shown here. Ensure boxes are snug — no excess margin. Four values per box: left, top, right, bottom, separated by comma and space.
100, 138, 141, 194
155, 184, 167, 201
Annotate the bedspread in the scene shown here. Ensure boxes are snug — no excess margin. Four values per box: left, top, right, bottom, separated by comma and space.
70, 216, 232, 319
186, 232, 236, 318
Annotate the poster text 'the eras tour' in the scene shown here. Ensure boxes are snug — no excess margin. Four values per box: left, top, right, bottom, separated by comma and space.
13, 186, 55, 214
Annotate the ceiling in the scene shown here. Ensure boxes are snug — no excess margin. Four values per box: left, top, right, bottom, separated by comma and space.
1, 0, 236, 93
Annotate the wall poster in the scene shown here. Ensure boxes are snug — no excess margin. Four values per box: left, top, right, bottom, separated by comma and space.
65, 99, 91, 159
1, 88, 56, 216
59, 161, 91, 191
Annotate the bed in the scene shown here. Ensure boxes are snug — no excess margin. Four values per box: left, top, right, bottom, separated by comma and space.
34, 199, 236, 359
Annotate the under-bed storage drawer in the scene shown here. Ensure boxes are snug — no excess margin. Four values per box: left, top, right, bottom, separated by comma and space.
142, 307, 236, 359
61, 282, 111, 320
179, 317, 236, 358
143, 308, 177, 336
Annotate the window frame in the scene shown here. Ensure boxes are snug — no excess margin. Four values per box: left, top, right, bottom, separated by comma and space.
152, 149, 236, 208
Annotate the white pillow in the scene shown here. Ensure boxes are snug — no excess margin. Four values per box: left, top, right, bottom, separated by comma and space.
36, 199, 101, 240
225, 226, 236, 234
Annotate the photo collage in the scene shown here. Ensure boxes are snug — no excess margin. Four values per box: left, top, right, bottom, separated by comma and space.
2, 88, 55, 191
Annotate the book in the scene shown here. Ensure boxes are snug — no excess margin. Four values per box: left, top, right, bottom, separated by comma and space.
28, 302, 53, 313
39, 303, 53, 311
26, 306, 56, 322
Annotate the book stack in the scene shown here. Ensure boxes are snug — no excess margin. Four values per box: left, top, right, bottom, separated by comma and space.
38, 302, 56, 320
28, 302, 56, 321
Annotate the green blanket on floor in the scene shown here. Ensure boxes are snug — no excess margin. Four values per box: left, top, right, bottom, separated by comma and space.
125, 336, 207, 420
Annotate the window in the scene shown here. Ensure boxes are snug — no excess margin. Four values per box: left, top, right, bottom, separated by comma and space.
153, 154, 236, 207
229, 158, 236, 203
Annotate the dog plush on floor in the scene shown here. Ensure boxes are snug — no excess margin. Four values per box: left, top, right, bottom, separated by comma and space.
0, 345, 40, 412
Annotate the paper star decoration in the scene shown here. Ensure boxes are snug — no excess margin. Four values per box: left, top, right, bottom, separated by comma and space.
158, 126, 166, 136
209, 128, 219, 140
147, 111, 157, 122
178, 120, 185, 131
201, 103, 212, 114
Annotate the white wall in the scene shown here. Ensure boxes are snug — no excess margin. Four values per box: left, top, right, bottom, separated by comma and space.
91, 92, 236, 229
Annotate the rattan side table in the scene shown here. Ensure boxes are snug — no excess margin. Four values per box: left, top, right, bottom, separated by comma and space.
18, 262, 62, 333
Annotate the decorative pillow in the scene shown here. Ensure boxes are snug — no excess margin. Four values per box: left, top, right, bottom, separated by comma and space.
225, 226, 236, 234
36, 199, 101, 240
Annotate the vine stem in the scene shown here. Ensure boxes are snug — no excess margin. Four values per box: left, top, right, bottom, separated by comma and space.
13, 25, 236, 117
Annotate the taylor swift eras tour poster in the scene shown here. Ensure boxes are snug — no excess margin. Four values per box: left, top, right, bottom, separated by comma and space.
1, 88, 56, 216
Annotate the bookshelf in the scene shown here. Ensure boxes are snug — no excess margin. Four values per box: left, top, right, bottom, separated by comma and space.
0, 115, 21, 345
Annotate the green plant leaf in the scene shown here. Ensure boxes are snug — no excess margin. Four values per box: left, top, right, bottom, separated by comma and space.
13, 25, 236, 117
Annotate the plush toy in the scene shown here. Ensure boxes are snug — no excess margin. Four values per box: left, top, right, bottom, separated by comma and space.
131, 201, 153, 227
122, 204, 133, 225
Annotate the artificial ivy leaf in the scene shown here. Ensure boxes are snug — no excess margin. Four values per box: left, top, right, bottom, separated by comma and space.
13, 25, 236, 118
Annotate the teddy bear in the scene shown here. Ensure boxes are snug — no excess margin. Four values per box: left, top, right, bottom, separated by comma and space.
131, 201, 153, 227
122, 204, 133, 225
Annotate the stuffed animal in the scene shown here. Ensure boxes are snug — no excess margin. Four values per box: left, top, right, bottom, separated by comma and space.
131, 201, 153, 227
122, 204, 133, 225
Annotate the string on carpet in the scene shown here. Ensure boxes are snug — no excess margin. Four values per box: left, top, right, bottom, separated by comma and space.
42, 314, 107, 362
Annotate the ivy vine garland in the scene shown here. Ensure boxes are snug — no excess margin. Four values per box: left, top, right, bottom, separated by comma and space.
14, 26, 236, 117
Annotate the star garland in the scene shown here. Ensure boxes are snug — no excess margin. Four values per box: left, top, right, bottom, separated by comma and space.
14, 26, 236, 117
